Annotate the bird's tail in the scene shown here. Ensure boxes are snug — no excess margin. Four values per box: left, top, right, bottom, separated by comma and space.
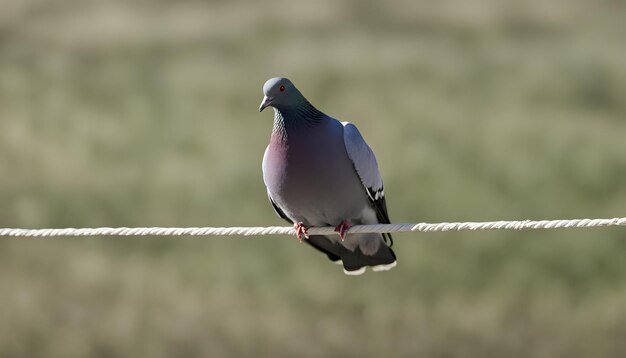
304, 234, 397, 275
341, 241, 396, 276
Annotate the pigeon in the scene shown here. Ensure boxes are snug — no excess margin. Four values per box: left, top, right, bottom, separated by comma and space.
259, 77, 397, 275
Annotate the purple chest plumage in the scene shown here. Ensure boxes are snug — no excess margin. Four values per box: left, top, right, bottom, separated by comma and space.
262, 118, 367, 226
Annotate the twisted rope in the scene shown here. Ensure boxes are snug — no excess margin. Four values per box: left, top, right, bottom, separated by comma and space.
0, 217, 624, 238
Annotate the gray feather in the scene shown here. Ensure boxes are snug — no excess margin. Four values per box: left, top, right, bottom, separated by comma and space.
342, 122, 383, 200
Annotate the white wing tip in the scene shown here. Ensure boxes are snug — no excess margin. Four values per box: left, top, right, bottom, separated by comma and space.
343, 267, 367, 276
342, 261, 397, 275
372, 261, 397, 272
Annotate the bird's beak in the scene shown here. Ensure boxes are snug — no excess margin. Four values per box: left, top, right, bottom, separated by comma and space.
259, 96, 272, 112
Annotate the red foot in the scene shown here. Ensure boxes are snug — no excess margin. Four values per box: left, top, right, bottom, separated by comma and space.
294, 222, 309, 242
334, 220, 352, 241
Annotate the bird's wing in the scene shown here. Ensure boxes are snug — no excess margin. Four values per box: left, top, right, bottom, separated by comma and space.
342, 122, 393, 245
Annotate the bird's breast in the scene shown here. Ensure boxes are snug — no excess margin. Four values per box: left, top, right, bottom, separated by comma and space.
264, 125, 367, 225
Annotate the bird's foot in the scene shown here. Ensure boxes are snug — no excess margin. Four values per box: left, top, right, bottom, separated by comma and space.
294, 222, 309, 242
334, 220, 353, 241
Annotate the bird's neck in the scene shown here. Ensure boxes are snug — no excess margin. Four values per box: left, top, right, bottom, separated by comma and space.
272, 101, 325, 141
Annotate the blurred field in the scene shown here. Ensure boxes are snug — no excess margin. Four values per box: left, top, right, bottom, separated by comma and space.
1, 0, 626, 357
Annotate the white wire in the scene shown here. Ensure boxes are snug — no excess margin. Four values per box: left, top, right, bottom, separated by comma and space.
0, 217, 624, 238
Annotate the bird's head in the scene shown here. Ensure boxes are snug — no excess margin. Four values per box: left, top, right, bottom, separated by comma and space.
259, 77, 304, 112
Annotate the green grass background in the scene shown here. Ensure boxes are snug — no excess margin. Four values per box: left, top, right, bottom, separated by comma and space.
1, 0, 626, 356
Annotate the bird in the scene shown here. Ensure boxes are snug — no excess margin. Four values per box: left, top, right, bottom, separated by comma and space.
259, 77, 397, 275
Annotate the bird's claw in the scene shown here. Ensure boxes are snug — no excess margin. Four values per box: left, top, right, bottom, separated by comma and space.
335, 220, 352, 241
294, 222, 309, 242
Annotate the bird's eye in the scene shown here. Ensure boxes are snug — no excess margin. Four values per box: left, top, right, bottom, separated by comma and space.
279, 85, 286, 92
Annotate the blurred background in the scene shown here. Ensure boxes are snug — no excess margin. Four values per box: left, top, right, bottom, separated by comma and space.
1, 0, 625, 356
